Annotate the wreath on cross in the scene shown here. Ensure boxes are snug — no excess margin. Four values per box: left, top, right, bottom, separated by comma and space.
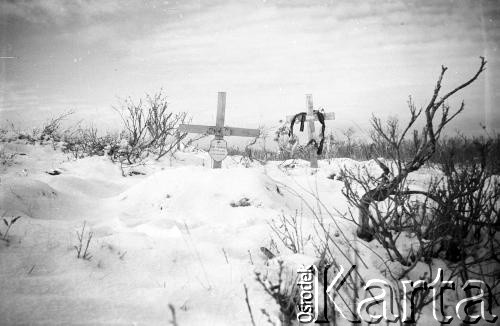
288, 109, 326, 155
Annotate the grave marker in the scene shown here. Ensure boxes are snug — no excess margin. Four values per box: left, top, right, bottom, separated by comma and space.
178, 92, 260, 168
286, 94, 335, 168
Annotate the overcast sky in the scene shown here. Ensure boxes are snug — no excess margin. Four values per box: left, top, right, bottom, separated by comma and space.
1, 0, 499, 136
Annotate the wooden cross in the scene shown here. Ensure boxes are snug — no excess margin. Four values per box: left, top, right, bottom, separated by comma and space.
178, 92, 260, 168
286, 94, 335, 168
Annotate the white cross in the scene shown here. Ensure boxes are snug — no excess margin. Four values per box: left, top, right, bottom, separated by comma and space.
286, 94, 335, 168
178, 92, 260, 168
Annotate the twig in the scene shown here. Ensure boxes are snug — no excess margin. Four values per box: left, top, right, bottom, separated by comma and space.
222, 248, 229, 264
168, 304, 178, 326
243, 284, 257, 326
248, 250, 254, 265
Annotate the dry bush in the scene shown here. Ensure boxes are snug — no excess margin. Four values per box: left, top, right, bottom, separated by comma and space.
62, 126, 120, 159
113, 90, 189, 164
428, 139, 499, 295
433, 132, 500, 173
337, 57, 498, 281
291, 184, 458, 325
269, 209, 307, 255
255, 261, 298, 326
263, 180, 461, 325
340, 58, 492, 260
272, 123, 298, 161
339, 57, 487, 240
36, 110, 74, 142
74, 221, 93, 260
0, 147, 18, 167
339, 142, 500, 322
336, 58, 499, 322
268, 122, 314, 162
317, 129, 500, 170
12, 111, 74, 144
226, 126, 265, 166
321, 130, 373, 162
1, 215, 21, 241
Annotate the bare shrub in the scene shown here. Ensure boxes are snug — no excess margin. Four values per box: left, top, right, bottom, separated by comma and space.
428, 138, 500, 297
12, 111, 73, 144
338, 59, 497, 282
271, 134, 497, 326
433, 132, 500, 173
340, 57, 486, 240
302, 185, 451, 325
336, 57, 499, 322
39, 110, 74, 142
113, 90, 189, 164
269, 209, 307, 254
320, 129, 500, 167
271, 122, 311, 162
0, 127, 7, 140
255, 260, 297, 326
74, 221, 93, 260
227, 126, 265, 166
62, 126, 120, 159
0, 147, 18, 167
78, 127, 118, 157
273, 122, 296, 161
145, 91, 190, 159
1, 215, 21, 241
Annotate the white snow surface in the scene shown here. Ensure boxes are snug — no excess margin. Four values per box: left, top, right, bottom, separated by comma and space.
0, 141, 497, 325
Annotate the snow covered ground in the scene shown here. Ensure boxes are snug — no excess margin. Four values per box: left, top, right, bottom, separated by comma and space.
0, 140, 497, 325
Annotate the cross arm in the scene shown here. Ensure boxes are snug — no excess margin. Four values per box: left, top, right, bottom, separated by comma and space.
225, 126, 260, 137
285, 112, 335, 123
178, 124, 260, 137
178, 124, 221, 135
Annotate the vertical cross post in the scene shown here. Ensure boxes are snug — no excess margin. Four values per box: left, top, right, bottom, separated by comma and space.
306, 94, 318, 168
213, 92, 226, 169
178, 92, 259, 169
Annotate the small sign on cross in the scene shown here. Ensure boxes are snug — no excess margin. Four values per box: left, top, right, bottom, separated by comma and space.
286, 94, 335, 168
178, 92, 260, 168
208, 139, 228, 162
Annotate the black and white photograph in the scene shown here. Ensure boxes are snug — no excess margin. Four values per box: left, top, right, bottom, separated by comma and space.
0, 0, 499, 325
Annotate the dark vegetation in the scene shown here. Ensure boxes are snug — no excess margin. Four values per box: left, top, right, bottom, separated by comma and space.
229, 126, 500, 173
2, 90, 195, 175
258, 57, 499, 325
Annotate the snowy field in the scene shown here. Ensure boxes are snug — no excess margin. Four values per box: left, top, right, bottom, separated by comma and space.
1, 0, 498, 324
0, 140, 497, 325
